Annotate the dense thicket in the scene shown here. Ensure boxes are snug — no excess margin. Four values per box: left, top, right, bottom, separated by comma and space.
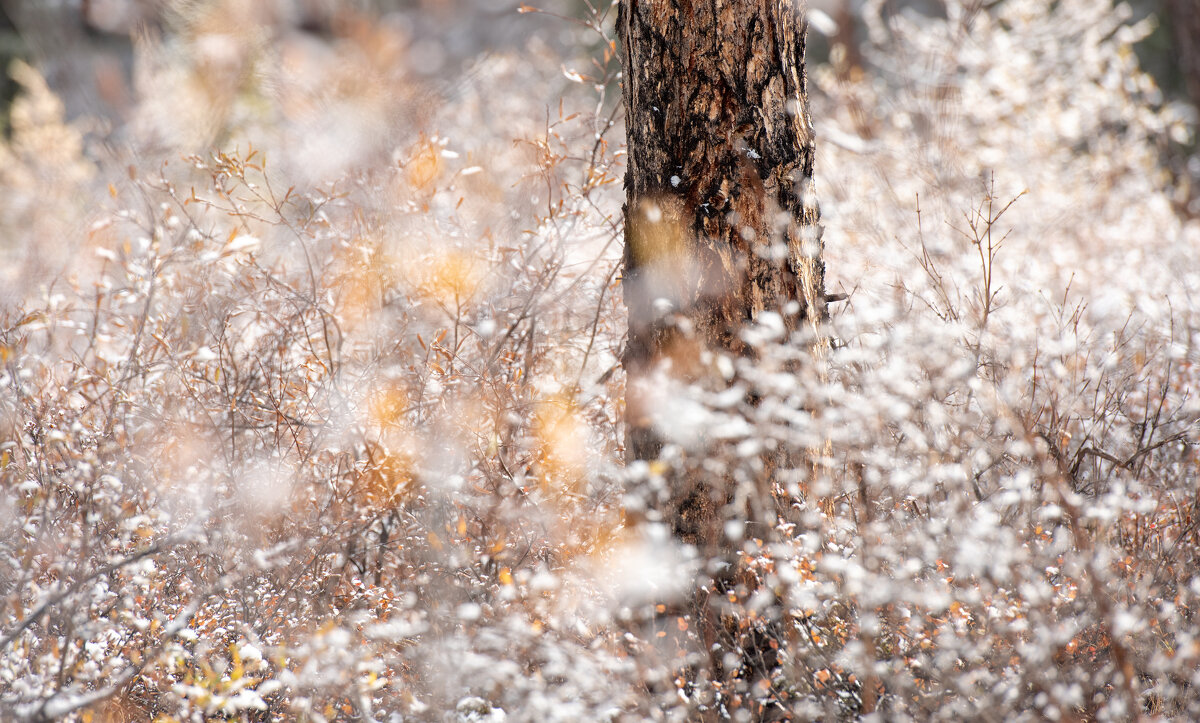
0, 1, 1197, 721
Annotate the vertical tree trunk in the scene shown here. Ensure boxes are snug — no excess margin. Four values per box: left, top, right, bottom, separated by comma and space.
620, 0, 823, 536
618, 0, 824, 715
1165, 0, 1200, 110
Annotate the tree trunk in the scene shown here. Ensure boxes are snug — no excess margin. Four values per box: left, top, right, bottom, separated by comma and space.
620, 0, 823, 474
620, 0, 823, 533
1165, 0, 1200, 111
618, 0, 824, 715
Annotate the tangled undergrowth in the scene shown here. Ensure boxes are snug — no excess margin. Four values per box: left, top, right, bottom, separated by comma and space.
1, 1, 1198, 720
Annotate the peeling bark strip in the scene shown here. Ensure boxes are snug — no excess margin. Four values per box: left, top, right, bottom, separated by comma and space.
620, 0, 824, 463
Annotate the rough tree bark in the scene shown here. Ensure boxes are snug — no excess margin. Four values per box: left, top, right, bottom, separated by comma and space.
618, 0, 824, 714
620, 0, 823, 543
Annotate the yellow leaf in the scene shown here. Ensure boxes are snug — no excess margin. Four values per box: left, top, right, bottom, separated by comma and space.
230, 644, 243, 681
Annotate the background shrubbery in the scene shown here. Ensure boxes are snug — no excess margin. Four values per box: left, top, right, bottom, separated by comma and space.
1, 0, 1198, 720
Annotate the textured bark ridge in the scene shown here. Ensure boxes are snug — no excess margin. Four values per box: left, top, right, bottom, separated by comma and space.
620, 0, 823, 490
619, 1, 824, 714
